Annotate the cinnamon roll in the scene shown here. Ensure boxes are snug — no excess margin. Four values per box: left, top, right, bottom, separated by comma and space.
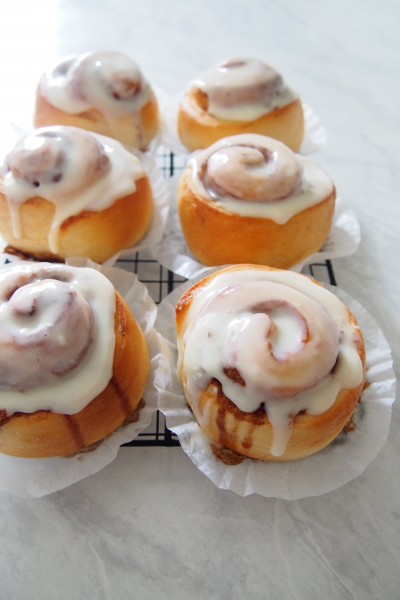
177, 58, 304, 152
0, 126, 154, 263
0, 262, 149, 458
35, 51, 160, 150
176, 265, 366, 462
178, 134, 335, 269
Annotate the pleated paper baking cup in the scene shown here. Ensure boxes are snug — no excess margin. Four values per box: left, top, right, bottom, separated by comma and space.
0, 259, 161, 498
151, 180, 361, 280
154, 273, 396, 500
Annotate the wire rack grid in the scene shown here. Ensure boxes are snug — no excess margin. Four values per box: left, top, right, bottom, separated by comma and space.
120, 146, 337, 447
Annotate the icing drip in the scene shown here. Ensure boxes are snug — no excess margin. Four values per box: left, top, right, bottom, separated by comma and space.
39, 52, 154, 146
0, 263, 116, 415
193, 58, 298, 122
2, 126, 144, 253
178, 269, 364, 457
191, 134, 334, 223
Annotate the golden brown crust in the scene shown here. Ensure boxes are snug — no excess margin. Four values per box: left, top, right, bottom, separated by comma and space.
176, 264, 366, 462
0, 175, 154, 263
34, 86, 160, 150
177, 167, 336, 269
0, 292, 150, 458
177, 89, 304, 152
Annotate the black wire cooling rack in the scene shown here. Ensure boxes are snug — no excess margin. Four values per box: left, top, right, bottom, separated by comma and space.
120, 146, 337, 447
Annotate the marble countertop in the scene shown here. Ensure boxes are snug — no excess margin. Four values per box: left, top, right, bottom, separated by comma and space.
0, 0, 399, 598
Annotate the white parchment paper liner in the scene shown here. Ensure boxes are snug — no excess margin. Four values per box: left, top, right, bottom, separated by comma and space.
151, 172, 360, 279
160, 89, 326, 155
155, 273, 396, 500
0, 121, 170, 267
0, 259, 161, 498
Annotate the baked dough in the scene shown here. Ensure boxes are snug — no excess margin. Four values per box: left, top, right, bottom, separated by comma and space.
0, 126, 153, 263
0, 263, 149, 458
176, 265, 366, 461
177, 58, 304, 152
178, 134, 335, 269
35, 51, 159, 150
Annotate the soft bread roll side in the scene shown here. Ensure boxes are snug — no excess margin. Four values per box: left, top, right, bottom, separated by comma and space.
176, 264, 366, 462
177, 90, 304, 152
0, 176, 153, 263
177, 167, 336, 269
0, 292, 150, 458
35, 87, 160, 150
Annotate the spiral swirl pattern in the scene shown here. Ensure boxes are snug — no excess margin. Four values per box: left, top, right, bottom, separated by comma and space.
6, 127, 110, 196
0, 263, 117, 416
193, 58, 296, 122
189, 133, 334, 227
183, 280, 340, 412
201, 137, 302, 202
0, 272, 94, 390
41, 51, 151, 117
177, 267, 365, 457
197, 58, 283, 106
65, 52, 145, 111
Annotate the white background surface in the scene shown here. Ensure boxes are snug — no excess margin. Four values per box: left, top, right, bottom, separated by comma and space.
0, 1, 399, 598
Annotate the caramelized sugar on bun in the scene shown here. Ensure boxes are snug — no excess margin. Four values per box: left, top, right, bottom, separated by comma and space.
35, 51, 160, 150
176, 265, 366, 462
178, 134, 335, 269
0, 263, 149, 458
177, 58, 304, 152
0, 126, 154, 263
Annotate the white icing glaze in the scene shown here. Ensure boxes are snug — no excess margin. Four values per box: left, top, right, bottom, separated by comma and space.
178, 269, 364, 457
39, 52, 155, 145
190, 134, 334, 224
0, 263, 116, 416
2, 126, 145, 253
193, 58, 298, 122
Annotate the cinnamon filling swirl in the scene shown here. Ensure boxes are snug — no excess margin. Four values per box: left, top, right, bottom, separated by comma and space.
192, 58, 298, 122
0, 263, 116, 416
40, 51, 152, 117
6, 128, 110, 191
2, 126, 144, 252
190, 134, 333, 223
0, 279, 94, 390
201, 142, 303, 202
178, 268, 364, 457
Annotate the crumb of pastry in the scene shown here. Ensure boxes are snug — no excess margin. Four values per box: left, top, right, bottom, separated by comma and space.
363, 379, 371, 391
342, 413, 357, 433
211, 443, 248, 465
